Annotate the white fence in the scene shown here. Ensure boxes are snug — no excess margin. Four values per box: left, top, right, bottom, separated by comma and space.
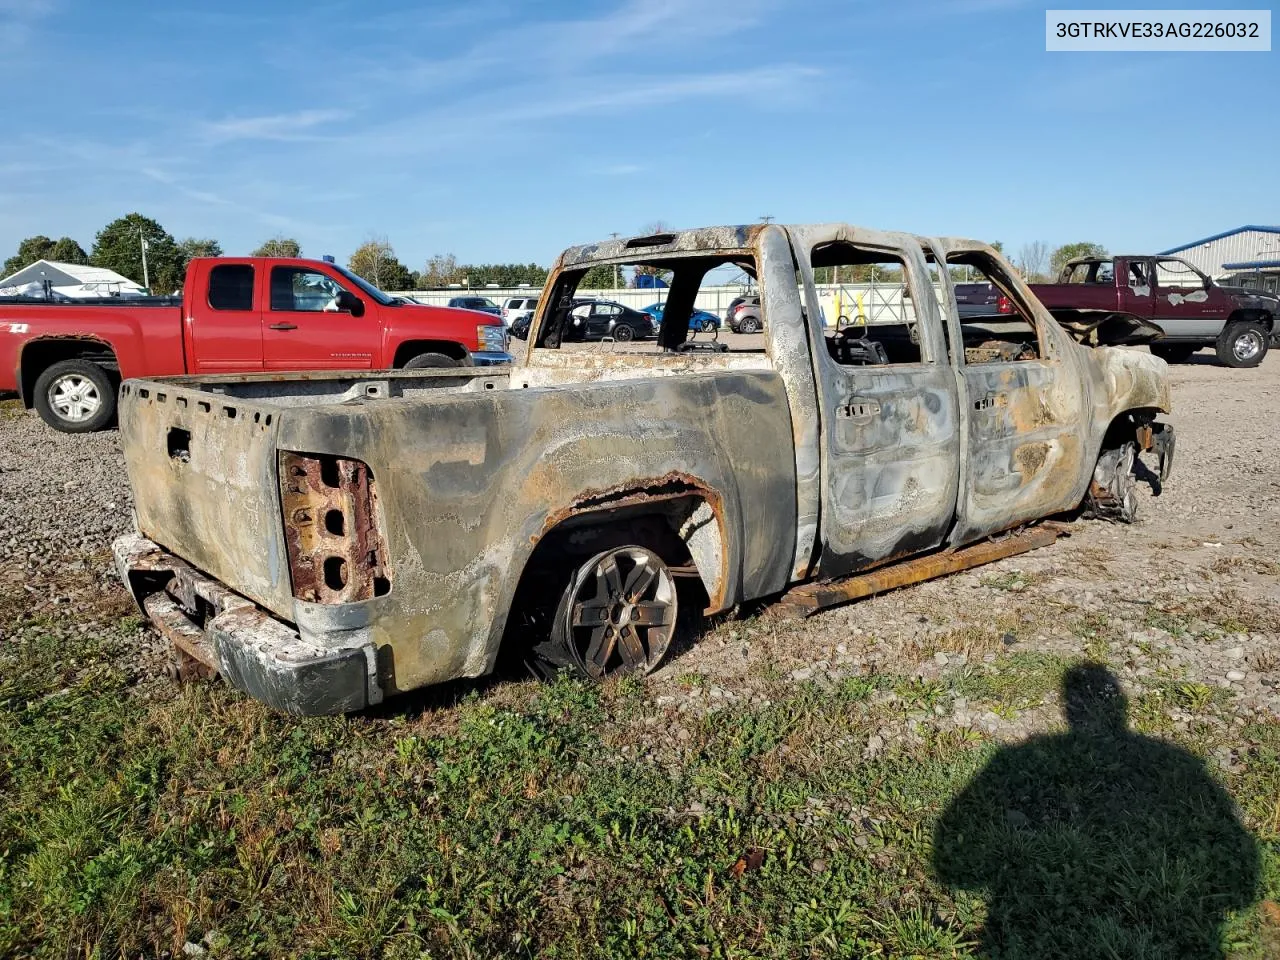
406, 282, 930, 328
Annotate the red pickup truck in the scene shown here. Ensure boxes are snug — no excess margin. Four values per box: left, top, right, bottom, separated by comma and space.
1028, 255, 1279, 368
0, 256, 513, 432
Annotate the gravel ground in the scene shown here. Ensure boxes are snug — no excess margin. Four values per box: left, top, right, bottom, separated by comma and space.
1, 351, 1278, 727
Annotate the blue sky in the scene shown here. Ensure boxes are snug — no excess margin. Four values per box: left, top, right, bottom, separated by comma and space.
1, 0, 1276, 271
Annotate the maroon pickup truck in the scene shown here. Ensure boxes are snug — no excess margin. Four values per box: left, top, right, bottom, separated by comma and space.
1028, 255, 1279, 367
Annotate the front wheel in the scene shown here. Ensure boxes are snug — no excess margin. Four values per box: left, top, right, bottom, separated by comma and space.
1216, 321, 1268, 368
403, 352, 458, 368
1083, 442, 1139, 523
546, 546, 677, 680
33, 359, 117, 433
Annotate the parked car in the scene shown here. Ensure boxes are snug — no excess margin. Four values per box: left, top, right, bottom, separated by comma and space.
641, 302, 721, 332
447, 296, 502, 317
726, 295, 762, 333
0, 257, 511, 433
113, 222, 1173, 714
952, 282, 1001, 318
501, 296, 539, 328
1030, 256, 1279, 367
565, 299, 658, 341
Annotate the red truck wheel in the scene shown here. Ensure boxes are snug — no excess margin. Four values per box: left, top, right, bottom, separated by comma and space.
33, 359, 117, 433
403, 352, 458, 368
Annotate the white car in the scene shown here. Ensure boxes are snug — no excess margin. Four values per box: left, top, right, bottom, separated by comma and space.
501, 296, 539, 328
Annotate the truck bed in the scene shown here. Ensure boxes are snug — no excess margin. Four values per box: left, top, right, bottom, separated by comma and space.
134, 367, 509, 408
118, 368, 512, 617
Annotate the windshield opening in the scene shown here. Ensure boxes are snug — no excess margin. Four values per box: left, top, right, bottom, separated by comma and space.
331, 264, 396, 305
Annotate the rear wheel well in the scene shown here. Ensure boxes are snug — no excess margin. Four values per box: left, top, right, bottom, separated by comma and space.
498, 493, 725, 672
393, 340, 468, 367
19, 338, 119, 407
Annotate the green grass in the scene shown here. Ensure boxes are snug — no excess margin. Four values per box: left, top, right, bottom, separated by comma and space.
1, 610, 1278, 959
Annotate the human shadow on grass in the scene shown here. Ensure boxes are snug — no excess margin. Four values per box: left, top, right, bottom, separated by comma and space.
934, 663, 1259, 959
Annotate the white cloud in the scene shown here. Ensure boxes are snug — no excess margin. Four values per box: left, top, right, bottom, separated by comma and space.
199, 109, 351, 144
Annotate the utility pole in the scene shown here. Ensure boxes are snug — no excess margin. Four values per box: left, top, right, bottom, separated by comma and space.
759, 215, 775, 224
139, 229, 150, 291
609, 232, 621, 289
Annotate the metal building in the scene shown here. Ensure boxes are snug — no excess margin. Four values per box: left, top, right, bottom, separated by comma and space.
1159, 225, 1280, 278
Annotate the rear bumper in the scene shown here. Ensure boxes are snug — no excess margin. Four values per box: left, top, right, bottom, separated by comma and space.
113, 534, 382, 715
472, 350, 514, 366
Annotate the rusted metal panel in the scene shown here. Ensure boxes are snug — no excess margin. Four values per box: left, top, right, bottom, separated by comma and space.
789, 226, 962, 577
775, 525, 1062, 618
279, 452, 391, 604
272, 370, 797, 694
923, 237, 1169, 545
118, 381, 294, 615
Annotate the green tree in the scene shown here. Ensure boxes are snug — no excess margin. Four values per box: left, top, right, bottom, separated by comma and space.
456, 263, 549, 286
49, 237, 89, 265
3, 235, 55, 277
1050, 241, 1108, 278
91, 213, 184, 292
421, 253, 461, 287
349, 239, 414, 291
178, 238, 223, 262
251, 236, 302, 258
581, 264, 620, 288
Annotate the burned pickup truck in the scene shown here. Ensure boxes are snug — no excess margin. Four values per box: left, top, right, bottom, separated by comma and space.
113, 224, 1174, 714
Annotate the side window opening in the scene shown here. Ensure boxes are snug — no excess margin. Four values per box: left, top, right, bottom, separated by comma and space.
1062, 260, 1112, 284
533, 254, 760, 354
945, 251, 1043, 364
208, 264, 254, 311
1129, 261, 1149, 288
270, 267, 345, 312
1154, 258, 1205, 290
811, 241, 924, 367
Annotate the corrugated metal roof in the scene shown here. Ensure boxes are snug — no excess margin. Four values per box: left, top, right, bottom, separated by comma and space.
1160, 225, 1280, 254
1154, 229, 1280, 278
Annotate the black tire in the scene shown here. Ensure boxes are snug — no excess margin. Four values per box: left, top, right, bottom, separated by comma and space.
1150, 344, 1196, 364
739, 316, 761, 334
33, 359, 117, 433
1216, 321, 1268, 368
541, 546, 677, 681
403, 352, 458, 369
699, 318, 715, 333
612, 324, 635, 342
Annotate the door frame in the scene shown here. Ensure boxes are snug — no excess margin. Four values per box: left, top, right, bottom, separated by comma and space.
787, 224, 962, 578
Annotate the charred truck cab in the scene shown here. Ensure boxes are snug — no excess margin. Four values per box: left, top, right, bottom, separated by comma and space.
114, 224, 1175, 714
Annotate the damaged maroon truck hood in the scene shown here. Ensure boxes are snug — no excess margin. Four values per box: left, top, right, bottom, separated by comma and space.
1049, 309, 1166, 347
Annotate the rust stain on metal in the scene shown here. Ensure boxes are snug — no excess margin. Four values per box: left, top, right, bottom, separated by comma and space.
1013, 441, 1050, 481
279, 452, 391, 604
535, 470, 731, 611
539, 470, 721, 535
775, 525, 1061, 618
